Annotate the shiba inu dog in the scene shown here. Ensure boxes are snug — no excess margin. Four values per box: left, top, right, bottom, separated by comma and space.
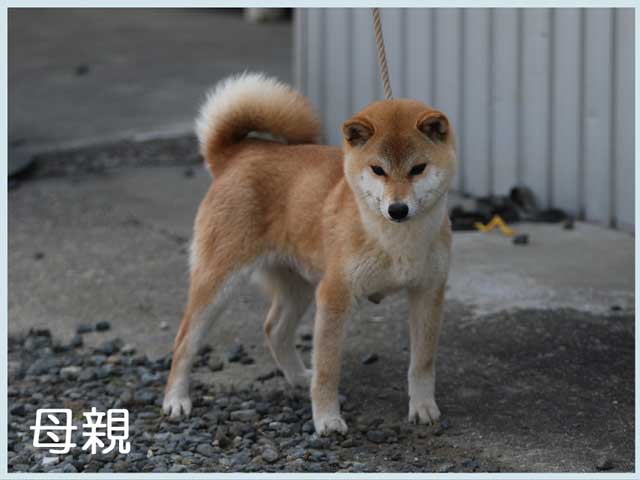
163, 73, 456, 435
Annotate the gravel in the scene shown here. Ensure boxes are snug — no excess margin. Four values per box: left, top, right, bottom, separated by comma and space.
69, 335, 84, 349
596, 457, 614, 471
438, 462, 456, 473
513, 234, 529, 245
462, 459, 480, 470
95, 338, 123, 355
362, 353, 379, 365
41, 456, 59, 466
366, 430, 387, 444
76, 324, 93, 334
8, 328, 500, 473
60, 365, 82, 380
226, 344, 253, 364
261, 448, 279, 464
229, 409, 258, 422
95, 321, 111, 332
196, 444, 215, 457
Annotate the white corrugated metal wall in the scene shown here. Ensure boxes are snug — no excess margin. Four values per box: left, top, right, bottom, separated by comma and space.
294, 8, 635, 230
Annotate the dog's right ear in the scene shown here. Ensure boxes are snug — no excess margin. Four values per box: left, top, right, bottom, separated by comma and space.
342, 118, 374, 147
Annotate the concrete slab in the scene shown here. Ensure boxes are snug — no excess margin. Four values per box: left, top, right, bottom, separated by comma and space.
449, 219, 634, 317
9, 9, 292, 151
8, 165, 635, 472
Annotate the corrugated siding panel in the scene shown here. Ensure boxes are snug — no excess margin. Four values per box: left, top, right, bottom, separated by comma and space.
351, 9, 378, 114
551, 9, 582, 216
405, 9, 433, 104
583, 9, 614, 224
462, 9, 492, 197
302, 9, 325, 127
521, 9, 552, 208
323, 9, 351, 145
613, 8, 635, 230
295, 8, 635, 229
432, 9, 463, 191
492, 8, 519, 196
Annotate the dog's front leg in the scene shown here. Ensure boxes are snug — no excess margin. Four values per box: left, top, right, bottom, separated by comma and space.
407, 283, 445, 424
311, 276, 351, 435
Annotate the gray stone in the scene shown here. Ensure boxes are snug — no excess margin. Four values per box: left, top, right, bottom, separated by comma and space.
302, 421, 315, 434
307, 435, 329, 449
68, 335, 83, 349
92, 354, 107, 365
27, 357, 59, 376
49, 463, 78, 473
120, 389, 134, 406
60, 365, 82, 380
10, 403, 26, 416
366, 430, 387, 444
230, 409, 258, 422
121, 343, 136, 355
77, 368, 96, 382
231, 451, 251, 466
305, 462, 325, 472
134, 390, 157, 404
261, 448, 279, 464
438, 463, 456, 473
309, 449, 326, 462
95, 321, 111, 332
226, 344, 245, 362
95, 365, 113, 378
196, 444, 214, 457
462, 459, 480, 470
41, 456, 59, 467
596, 457, 614, 471
76, 324, 93, 334
95, 338, 123, 355
207, 356, 224, 372
362, 353, 379, 365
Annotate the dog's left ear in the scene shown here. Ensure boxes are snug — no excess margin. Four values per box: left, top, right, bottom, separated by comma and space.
417, 111, 449, 143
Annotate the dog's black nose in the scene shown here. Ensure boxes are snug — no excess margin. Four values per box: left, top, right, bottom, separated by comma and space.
388, 202, 409, 220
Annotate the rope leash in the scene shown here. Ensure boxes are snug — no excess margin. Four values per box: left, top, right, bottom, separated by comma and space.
371, 8, 393, 100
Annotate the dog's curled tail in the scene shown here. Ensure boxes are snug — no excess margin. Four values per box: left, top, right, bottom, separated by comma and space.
195, 72, 321, 175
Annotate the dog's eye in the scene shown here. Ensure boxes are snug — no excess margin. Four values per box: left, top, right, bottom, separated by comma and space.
409, 163, 427, 176
371, 165, 386, 177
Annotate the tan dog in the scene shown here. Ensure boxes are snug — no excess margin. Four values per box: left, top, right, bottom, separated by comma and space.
163, 73, 456, 435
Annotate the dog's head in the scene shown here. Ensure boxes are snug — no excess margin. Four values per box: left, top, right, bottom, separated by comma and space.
342, 99, 456, 223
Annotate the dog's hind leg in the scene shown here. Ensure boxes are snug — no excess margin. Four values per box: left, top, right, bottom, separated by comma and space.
163, 260, 243, 418
258, 266, 314, 387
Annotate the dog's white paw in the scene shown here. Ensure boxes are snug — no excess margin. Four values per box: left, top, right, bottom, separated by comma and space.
162, 391, 192, 418
408, 398, 441, 425
314, 414, 348, 436
286, 368, 312, 388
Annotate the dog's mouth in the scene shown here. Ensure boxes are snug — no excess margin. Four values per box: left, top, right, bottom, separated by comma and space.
384, 214, 411, 224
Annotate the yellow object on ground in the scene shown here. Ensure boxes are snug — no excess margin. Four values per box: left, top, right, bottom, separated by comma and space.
474, 214, 514, 237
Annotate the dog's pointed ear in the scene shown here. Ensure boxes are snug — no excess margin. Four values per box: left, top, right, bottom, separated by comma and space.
342, 118, 374, 147
417, 111, 450, 143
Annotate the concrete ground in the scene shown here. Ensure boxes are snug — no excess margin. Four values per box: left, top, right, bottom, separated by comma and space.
8, 164, 635, 472
9, 8, 292, 152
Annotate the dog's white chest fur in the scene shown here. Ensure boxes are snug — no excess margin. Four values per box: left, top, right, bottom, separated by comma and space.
348, 198, 449, 298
